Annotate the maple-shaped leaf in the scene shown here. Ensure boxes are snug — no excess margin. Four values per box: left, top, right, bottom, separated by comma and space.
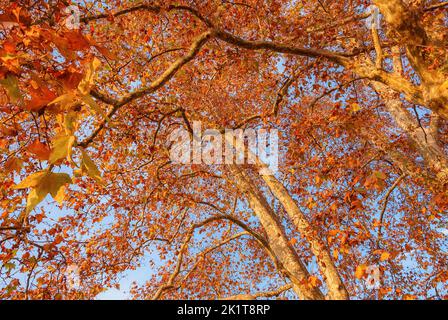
55, 67, 83, 91
74, 149, 103, 184
78, 57, 101, 95
27, 140, 51, 160
380, 251, 391, 261
4, 156, 22, 173
0, 74, 21, 102
14, 171, 72, 214
23, 87, 57, 111
355, 265, 367, 279
49, 134, 76, 164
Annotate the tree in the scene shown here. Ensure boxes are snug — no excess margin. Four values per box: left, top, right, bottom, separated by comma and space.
0, 0, 447, 300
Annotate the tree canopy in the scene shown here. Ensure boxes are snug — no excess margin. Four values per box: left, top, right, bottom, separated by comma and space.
0, 0, 447, 300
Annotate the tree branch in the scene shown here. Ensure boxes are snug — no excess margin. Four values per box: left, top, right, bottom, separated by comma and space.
78, 31, 212, 147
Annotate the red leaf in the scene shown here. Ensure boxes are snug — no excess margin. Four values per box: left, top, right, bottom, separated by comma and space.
27, 140, 51, 160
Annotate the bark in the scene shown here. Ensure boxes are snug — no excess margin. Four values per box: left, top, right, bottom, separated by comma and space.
372, 82, 448, 184
228, 165, 324, 300
257, 171, 349, 300
373, 0, 448, 118
224, 133, 348, 300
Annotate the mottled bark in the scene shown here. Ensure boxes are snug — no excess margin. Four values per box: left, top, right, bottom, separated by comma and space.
228, 165, 324, 300
258, 171, 349, 300
372, 82, 448, 184
373, 0, 448, 118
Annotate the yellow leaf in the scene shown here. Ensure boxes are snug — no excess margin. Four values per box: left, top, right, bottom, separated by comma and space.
380, 251, 391, 261
14, 171, 47, 189
81, 94, 104, 116
78, 57, 101, 95
49, 135, 75, 164
48, 93, 78, 109
80, 149, 103, 183
355, 264, 367, 279
351, 103, 361, 112
26, 187, 47, 214
15, 171, 71, 214
53, 185, 66, 204
0, 74, 22, 102
62, 111, 79, 135
26, 172, 71, 213
40, 172, 72, 197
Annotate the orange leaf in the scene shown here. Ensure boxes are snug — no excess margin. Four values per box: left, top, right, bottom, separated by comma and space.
380, 251, 391, 261
308, 276, 321, 288
27, 140, 51, 160
4, 156, 22, 173
24, 87, 57, 111
355, 265, 367, 279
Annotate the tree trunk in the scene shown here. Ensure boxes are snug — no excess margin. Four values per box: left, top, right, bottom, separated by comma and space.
258, 170, 349, 300
228, 165, 324, 300
372, 82, 448, 184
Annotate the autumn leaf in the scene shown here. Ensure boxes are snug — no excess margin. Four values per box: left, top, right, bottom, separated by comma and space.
81, 94, 104, 116
13, 171, 48, 189
307, 276, 321, 288
350, 103, 361, 112
48, 92, 78, 110
75, 149, 103, 184
61, 111, 79, 135
4, 156, 22, 173
25, 187, 47, 215
48, 57, 101, 115
380, 251, 391, 261
23, 87, 57, 111
14, 171, 72, 213
78, 57, 101, 95
355, 265, 367, 279
27, 140, 51, 160
0, 74, 21, 102
49, 134, 76, 164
